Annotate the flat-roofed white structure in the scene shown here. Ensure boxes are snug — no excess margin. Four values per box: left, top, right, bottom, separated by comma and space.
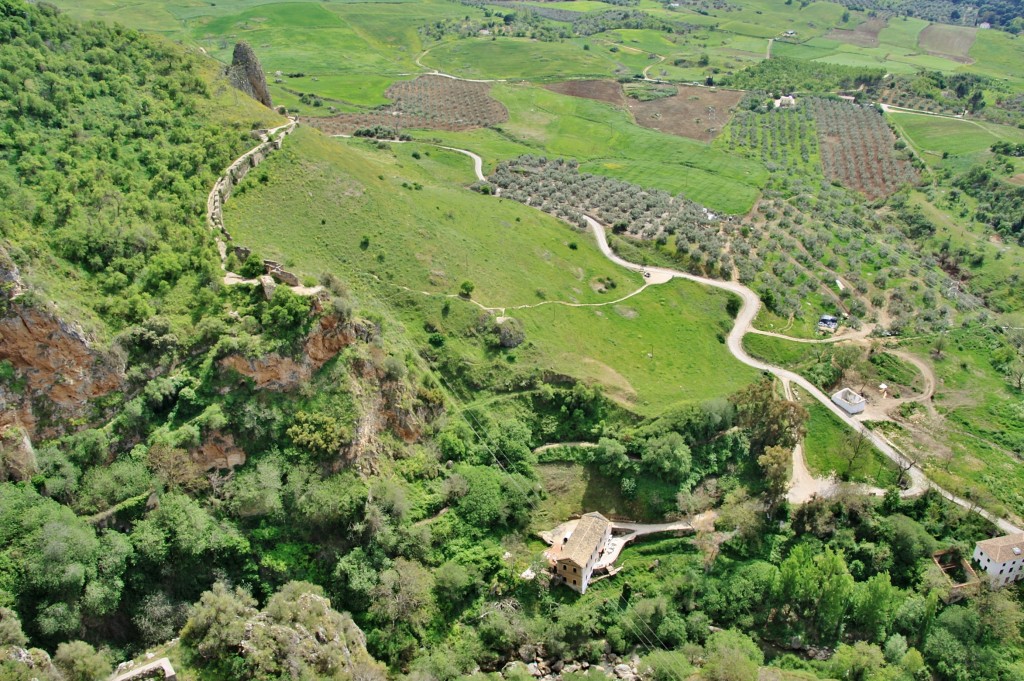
832, 388, 866, 415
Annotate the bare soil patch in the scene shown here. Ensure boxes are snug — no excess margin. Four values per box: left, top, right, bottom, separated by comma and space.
301, 75, 508, 135
627, 85, 743, 142
545, 79, 625, 106
826, 17, 886, 48
1007, 173, 1024, 187
919, 24, 977, 63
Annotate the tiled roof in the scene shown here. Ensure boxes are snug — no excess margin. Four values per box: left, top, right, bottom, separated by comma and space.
977, 533, 1024, 564
559, 512, 609, 567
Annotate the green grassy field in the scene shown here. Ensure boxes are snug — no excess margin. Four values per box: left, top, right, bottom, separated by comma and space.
224, 127, 629, 308
887, 112, 1024, 170
517, 278, 758, 413
533, 462, 670, 530
426, 83, 767, 214
51, 0, 466, 107
224, 126, 757, 412
772, 18, 964, 75
911, 190, 1024, 320
802, 402, 899, 487
421, 37, 639, 81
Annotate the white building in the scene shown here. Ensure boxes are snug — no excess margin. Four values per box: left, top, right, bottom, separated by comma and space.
832, 388, 865, 415
554, 512, 611, 593
974, 533, 1024, 587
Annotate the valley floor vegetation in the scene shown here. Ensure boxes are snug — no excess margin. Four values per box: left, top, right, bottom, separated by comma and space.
5, 0, 1024, 680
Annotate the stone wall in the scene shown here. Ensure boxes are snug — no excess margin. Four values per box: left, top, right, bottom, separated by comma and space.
206, 122, 294, 239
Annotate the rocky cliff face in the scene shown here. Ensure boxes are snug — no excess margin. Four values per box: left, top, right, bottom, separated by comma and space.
0, 251, 123, 440
226, 41, 273, 109
219, 313, 378, 390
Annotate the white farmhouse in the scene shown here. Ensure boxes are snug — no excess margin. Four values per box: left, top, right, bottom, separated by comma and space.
974, 533, 1024, 587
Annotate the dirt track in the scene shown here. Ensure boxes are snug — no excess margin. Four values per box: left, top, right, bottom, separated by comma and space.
418, 143, 1023, 534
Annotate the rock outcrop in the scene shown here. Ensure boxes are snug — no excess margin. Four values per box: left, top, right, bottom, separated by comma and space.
0, 249, 124, 439
191, 432, 247, 471
0, 425, 36, 482
219, 314, 378, 391
226, 41, 273, 108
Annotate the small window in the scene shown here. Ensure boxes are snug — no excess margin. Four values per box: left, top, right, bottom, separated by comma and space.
562, 564, 566, 571
573, 567, 577, 573
572, 579, 577, 585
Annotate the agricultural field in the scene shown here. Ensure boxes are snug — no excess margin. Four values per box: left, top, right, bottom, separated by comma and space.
825, 16, 887, 48
813, 99, 919, 199
887, 111, 1024, 170
545, 79, 626, 106
420, 37, 635, 81
426, 83, 767, 213
918, 23, 977, 62
626, 85, 745, 141
301, 75, 508, 134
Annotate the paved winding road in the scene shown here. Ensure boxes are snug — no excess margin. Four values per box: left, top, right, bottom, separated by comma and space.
451, 146, 1020, 533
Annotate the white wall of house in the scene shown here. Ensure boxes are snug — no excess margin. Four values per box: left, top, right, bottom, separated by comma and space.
973, 545, 1024, 587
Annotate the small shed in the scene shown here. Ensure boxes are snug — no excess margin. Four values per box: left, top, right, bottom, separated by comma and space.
832, 388, 865, 415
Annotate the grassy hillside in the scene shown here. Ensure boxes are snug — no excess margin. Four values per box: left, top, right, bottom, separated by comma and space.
224, 126, 757, 412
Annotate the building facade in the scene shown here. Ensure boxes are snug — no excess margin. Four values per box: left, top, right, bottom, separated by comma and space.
973, 533, 1024, 587
554, 512, 611, 594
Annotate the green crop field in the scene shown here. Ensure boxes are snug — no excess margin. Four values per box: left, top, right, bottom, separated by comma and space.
888, 112, 1024, 168
421, 37, 635, 81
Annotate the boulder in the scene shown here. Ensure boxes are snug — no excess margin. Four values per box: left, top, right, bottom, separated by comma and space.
0, 425, 35, 482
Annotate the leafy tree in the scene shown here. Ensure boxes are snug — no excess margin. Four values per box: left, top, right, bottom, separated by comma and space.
53, 641, 111, 681
370, 558, 434, 631
0, 485, 129, 641
224, 459, 283, 518
777, 544, 855, 643
851, 572, 904, 643
147, 443, 208, 493
702, 629, 763, 681
0, 607, 27, 646
828, 641, 886, 681
334, 548, 382, 612
433, 560, 479, 612
593, 437, 631, 477
758, 444, 791, 515
641, 432, 692, 483
239, 253, 266, 278
181, 581, 258, 663
287, 411, 352, 459
731, 378, 808, 454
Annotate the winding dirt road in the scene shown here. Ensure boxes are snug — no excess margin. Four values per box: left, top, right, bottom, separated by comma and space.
449, 145, 1020, 532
